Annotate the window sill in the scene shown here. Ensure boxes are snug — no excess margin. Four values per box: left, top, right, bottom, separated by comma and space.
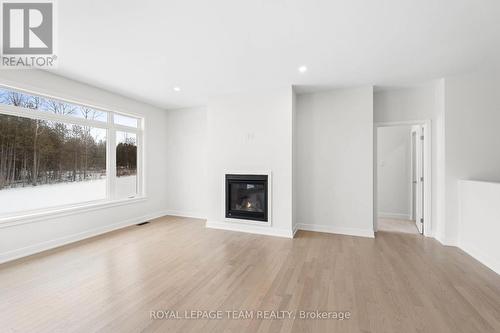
0, 197, 148, 229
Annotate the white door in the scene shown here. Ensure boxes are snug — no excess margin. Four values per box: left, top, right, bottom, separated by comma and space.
411, 126, 424, 234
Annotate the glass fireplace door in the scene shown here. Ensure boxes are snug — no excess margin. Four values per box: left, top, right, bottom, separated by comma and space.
225, 174, 268, 222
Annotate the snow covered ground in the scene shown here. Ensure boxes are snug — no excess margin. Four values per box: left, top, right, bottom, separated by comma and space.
0, 176, 136, 216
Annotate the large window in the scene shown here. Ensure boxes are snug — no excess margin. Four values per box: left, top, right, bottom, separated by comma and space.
0, 86, 142, 218
116, 131, 137, 199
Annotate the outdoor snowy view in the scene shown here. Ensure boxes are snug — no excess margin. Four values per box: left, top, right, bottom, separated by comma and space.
0, 88, 138, 216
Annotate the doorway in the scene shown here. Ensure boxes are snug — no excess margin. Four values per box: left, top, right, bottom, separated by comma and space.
374, 121, 431, 236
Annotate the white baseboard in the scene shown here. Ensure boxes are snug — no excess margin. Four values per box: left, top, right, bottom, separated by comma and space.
432, 233, 447, 246
206, 220, 294, 238
163, 210, 207, 220
459, 241, 500, 275
432, 232, 458, 247
297, 223, 374, 238
0, 210, 169, 265
206, 220, 373, 239
378, 212, 412, 220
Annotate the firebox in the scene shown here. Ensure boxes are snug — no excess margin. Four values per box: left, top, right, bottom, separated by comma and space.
225, 174, 268, 222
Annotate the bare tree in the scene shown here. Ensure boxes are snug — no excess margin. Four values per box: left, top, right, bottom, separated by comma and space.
80, 107, 103, 179
46, 100, 76, 116
4, 91, 27, 107
0, 90, 107, 190
27, 97, 45, 186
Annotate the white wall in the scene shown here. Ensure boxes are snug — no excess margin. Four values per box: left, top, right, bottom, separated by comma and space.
0, 70, 169, 263
374, 81, 445, 239
375, 74, 500, 246
434, 79, 447, 243
377, 126, 412, 219
205, 88, 294, 237
4, 68, 499, 263
165, 107, 207, 218
292, 88, 298, 232
459, 180, 500, 274
444, 70, 500, 245
295, 87, 374, 237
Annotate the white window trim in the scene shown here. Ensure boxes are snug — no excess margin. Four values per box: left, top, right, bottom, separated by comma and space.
0, 84, 146, 223
0, 197, 147, 229
0, 97, 143, 133
0, 81, 143, 122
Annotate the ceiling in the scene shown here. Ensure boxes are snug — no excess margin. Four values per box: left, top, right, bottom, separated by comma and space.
53, 0, 500, 109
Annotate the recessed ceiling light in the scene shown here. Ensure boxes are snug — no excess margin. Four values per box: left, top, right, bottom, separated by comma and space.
298, 65, 308, 73
173, 86, 181, 92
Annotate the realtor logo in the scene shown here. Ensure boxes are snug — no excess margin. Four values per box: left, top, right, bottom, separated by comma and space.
1, 0, 57, 67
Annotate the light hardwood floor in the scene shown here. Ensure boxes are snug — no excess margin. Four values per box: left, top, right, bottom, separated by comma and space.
378, 218, 420, 234
1, 216, 499, 333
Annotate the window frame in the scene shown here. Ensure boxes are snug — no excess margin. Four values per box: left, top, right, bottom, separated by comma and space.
0, 83, 145, 225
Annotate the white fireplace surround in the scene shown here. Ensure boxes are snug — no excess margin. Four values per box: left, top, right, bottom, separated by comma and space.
205, 170, 296, 238
222, 170, 272, 227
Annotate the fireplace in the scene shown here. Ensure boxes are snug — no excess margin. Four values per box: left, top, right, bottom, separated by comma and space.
225, 174, 268, 222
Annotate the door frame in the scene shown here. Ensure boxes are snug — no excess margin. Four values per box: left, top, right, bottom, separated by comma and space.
410, 125, 424, 234
410, 128, 418, 221
373, 120, 432, 237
